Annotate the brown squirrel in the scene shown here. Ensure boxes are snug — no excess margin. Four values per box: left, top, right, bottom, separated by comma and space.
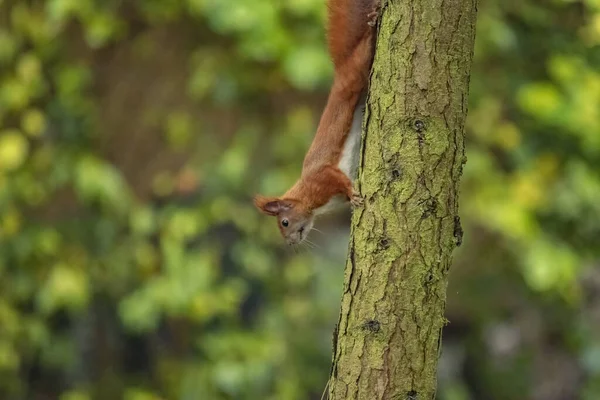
254, 0, 380, 245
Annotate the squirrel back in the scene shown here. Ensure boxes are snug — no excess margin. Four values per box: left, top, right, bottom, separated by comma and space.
327, 0, 378, 68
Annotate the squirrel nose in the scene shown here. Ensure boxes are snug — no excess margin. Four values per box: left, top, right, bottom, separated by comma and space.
286, 233, 301, 245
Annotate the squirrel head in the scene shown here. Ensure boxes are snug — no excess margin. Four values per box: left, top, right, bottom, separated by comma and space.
254, 195, 314, 245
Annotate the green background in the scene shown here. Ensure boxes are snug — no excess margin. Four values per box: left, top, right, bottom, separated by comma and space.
0, 0, 599, 399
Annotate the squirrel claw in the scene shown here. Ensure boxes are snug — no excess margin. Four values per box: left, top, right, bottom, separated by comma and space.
367, 5, 381, 27
350, 192, 365, 208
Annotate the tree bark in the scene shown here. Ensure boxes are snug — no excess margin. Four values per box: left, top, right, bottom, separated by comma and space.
328, 0, 477, 399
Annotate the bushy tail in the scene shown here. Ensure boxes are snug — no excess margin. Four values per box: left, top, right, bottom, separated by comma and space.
327, 0, 378, 68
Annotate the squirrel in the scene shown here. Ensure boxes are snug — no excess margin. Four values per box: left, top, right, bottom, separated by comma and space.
254, 0, 380, 245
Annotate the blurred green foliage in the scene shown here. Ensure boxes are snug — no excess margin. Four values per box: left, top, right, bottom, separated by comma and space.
0, 0, 599, 399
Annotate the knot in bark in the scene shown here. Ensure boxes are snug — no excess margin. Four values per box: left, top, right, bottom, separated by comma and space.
362, 319, 381, 333
413, 120, 426, 133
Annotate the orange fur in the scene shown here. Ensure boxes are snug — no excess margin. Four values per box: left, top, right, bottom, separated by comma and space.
254, 0, 379, 242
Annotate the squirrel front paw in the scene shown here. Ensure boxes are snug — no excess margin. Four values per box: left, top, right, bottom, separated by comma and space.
350, 192, 365, 208
367, 4, 381, 27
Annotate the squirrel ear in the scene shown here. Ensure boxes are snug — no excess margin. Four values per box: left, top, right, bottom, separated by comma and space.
254, 195, 287, 216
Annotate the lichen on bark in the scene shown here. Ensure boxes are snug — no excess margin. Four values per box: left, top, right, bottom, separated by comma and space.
328, 0, 477, 399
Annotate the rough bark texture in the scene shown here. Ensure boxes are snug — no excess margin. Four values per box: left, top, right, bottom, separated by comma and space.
328, 0, 477, 399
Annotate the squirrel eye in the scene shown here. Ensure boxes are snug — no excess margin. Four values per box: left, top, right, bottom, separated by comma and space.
281, 219, 289, 227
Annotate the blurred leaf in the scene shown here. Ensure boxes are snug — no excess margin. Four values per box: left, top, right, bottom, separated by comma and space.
524, 239, 578, 292
59, 391, 91, 400
164, 111, 193, 150
152, 172, 174, 197
517, 82, 562, 120
0, 129, 29, 171
37, 264, 90, 315
16, 53, 41, 84
283, 45, 331, 90
124, 387, 163, 400
0, 78, 30, 110
0, 30, 17, 64
0, 341, 19, 371
130, 207, 157, 237
20, 108, 47, 137
1, 208, 22, 238
0, 302, 20, 338
119, 290, 160, 333
75, 156, 132, 214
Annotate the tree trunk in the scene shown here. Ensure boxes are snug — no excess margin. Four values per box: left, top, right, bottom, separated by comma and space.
328, 0, 477, 399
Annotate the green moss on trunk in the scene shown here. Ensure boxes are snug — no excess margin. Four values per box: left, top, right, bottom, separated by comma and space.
328, 0, 477, 398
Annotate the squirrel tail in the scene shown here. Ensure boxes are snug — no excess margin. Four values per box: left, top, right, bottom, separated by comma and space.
327, 0, 378, 69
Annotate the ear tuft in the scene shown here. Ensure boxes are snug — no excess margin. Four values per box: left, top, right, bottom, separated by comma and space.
254, 195, 284, 216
